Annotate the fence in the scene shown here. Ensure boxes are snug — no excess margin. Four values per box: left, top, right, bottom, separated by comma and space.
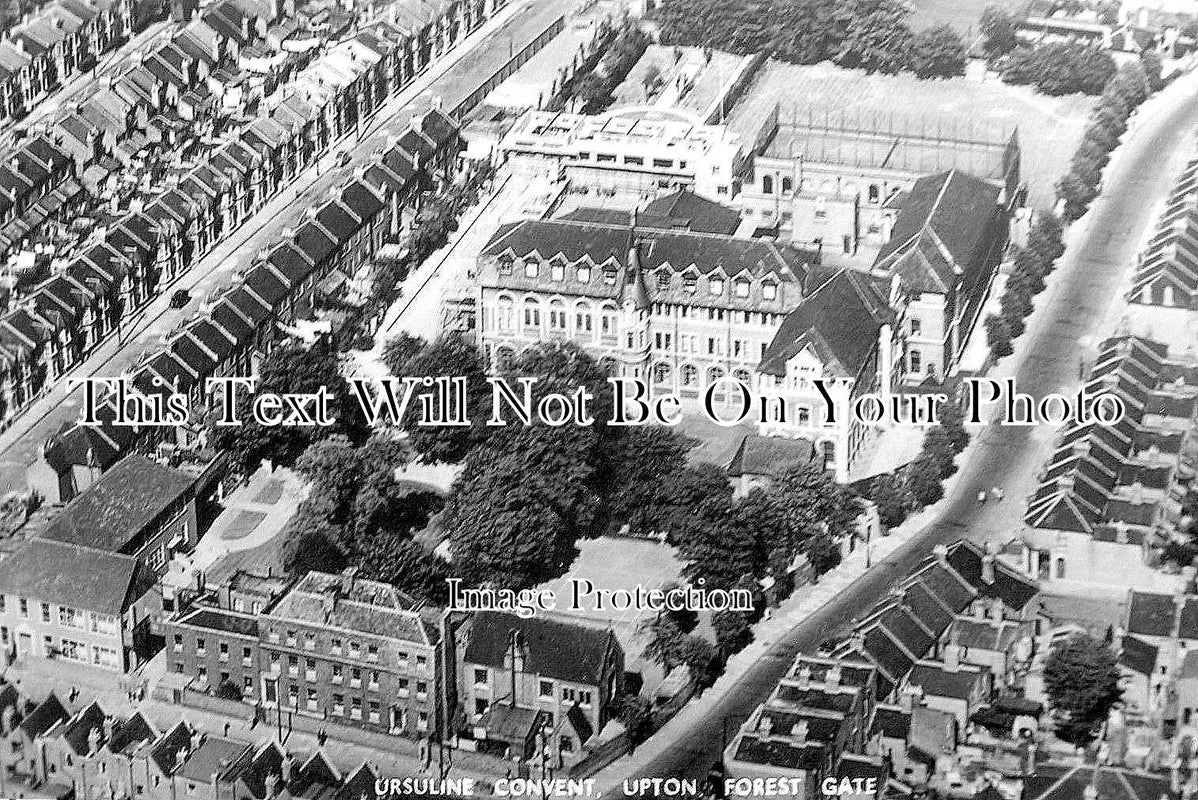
451, 16, 568, 118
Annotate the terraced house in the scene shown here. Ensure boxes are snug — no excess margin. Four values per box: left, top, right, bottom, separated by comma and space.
0, 0, 133, 123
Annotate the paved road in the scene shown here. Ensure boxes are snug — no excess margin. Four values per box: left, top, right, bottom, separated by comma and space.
0, 0, 578, 491
610, 70, 1198, 791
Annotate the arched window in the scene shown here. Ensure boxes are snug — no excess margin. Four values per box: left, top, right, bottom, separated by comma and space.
681, 364, 698, 387
574, 301, 593, 337
909, 349, 921, 373
653, 363, 672, 385
868, 184, 880, 203
549, 299, 567, 331
497, 296, 514, 332
523, 298, 540, 328
782, 176, 793, 194
733, 368, 751, 384
762, 175, 774, 195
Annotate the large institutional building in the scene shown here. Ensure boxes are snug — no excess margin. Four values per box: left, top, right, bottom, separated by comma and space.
499, 107, 749, 201
475, 198, 814, 399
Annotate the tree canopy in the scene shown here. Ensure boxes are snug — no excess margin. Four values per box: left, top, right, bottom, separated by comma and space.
1043, 633, 1122, 746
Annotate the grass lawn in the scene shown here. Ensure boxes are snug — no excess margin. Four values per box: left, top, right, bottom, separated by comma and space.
219, 510, 268, 541
909, 0, 1004, 35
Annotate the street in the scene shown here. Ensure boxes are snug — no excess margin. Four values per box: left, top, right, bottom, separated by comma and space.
0, 0, 578, 493
596, 67, 1198, 792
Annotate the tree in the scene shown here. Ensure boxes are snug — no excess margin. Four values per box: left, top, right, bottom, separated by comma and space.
980, 6, 1019, 56
985, 313, 1014, 357
617, 695, 654, 748
1043, 633, 1122, 746
599, 427, 695, 535
676, 633, 718, 686
907, 25, 967, 79
1058, 169, 1100, 221
381, 333, 427, 377
446, 426, 596, 589
921, 427, 958, 479
357, 532, 452, 604
401, 333, 492, 464
1000, 43, 1116, 96
640, 614, 686, 672
1141, 50, 1164, 92
938, 398, 971, 453
1103, 62, 1149, 110
1027, 212, 1065, 266
641, 63, 663, 97
870, 473, 909, 528
282, 526, 347, 576
713, 609, 753, 655
833, 0, 914, 74
214, 338, 369, 476
769, 463, 861, 574
904, 456, 945, 506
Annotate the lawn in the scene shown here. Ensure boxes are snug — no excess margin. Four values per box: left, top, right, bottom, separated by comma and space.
909, 0, 1007, 36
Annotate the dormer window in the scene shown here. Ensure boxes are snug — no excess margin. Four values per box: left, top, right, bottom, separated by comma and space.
762, 281, 777, 301
603, 268, 617, 285
551, 261, 565, 281
498, 256, 513, 276
683, 273, 697, 294
656, 271, 670, 291
523, 259, 539, 278
709, 277, 724, 296
734, 278, 750, 298
576, 266, 591, 283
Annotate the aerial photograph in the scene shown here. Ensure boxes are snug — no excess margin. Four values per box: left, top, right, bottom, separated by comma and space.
0, 0, 1191, 797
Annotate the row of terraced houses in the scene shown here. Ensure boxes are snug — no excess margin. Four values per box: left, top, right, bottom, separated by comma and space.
0, 0, 503, 430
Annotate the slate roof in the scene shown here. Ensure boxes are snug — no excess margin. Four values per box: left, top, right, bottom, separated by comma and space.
178, 736, 254, 783
726, 434, 815, 477
41, 454, 195, 553
641, 189, 743, 235
18, 693, 67, 739
149, 721, 193, 774
1120, 634, 1159, 677
266, 571, 432, 645
759, 268, 893, 378
463, 611, 619, 686
907, 662, 988, 701
873, 169, 1003, 295
480, 217, 810, 313
0, 539, 151, 615
1127, 591, 1175, 638
944, 540, 1039, 611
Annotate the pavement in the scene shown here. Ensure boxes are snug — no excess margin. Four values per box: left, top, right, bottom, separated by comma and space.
0, 0, 581, 494
191, 465, 307, 572
591, 66, 1198, 795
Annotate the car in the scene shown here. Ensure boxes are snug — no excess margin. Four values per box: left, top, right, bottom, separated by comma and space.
170, 288, 191, 308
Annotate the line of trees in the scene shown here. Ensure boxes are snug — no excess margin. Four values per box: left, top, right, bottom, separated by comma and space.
868, 399, 970, 528
655, 0, 967, 79
985, 212, 1065, 359
980, 6, 1117, 96
1057, 59, 1156, 221
548, 20, 652, 114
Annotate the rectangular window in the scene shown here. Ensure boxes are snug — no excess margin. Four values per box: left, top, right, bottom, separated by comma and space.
41, 603, 50, 623
474, 668, 488, 685
539, 680, 554, 699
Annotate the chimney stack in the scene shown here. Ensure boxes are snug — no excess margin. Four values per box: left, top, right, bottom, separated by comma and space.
825, 664, 841, 693
944, 644, 961, 673
790, 720, 808, 741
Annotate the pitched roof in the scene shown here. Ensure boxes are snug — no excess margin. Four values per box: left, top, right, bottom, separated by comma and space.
1120, 634, 1158, 677
1127, 591, 1176, 638
463, 611, 619, 686
0, 539, 151, 615
41, 454, 194, 553
759, 268, 893, 378
727, 434, 815, 477
641, 189, 743, 235
873, 169, 1002, 295
18, 693, 67, 739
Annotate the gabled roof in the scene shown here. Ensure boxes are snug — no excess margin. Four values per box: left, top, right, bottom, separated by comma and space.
873, 169, 1002, 295
463, 611, 619, 686
0, 539, 152, 615
42, 453, 195, 554
759, 269, 892, 378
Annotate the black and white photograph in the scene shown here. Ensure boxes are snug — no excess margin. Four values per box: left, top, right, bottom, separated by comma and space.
0, 0, 1189, 797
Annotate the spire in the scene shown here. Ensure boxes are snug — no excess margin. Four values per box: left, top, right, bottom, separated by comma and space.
625, 208, 650, 311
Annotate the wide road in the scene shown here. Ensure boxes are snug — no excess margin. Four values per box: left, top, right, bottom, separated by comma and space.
608, 69, 1198, 791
